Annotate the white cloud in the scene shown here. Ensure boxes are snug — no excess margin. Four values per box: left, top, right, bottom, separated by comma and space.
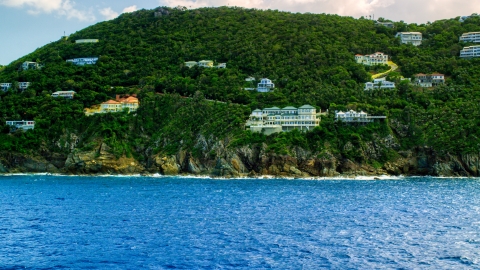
0, 0, 95, 21
159, 0, 480, 23
122, 5, 137, 13
99, 7, 118, 20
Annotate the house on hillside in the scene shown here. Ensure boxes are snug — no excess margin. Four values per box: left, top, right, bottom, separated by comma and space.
257, 78, 275, 92
395, 32, 423, 46
22, 61, 42, 70
198, 60, 214, 68
245, 105, 320, 135
413, 73, 445, 87
217, 63, 227, 68
66, 57, 99, 66
460, 32, 480, 43
364, 78, 395, 90
5, 120, 35, 132
85, 94, 139, 116
18, 82, 30, 91
75, 39, 99, 43
184, 61, 198, 68
460, 45, 480, 58
52, 90, 76, 99
0, 83, 12, 92
355, 52, 388, 66
375, 21, 394, 28
335, 110, 386, 123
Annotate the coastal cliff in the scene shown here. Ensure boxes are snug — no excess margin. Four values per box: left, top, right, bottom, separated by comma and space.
1, 138, 478, 177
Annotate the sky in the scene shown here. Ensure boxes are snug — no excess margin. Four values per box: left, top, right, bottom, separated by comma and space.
0, 0, 479, 65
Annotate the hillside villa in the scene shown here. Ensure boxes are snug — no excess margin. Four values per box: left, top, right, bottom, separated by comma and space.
335, 110, 386, 123
22, 61, 42, 70
66, 57, 99, 66
245, 105, 320, 135
5, 120, 35, 132
84, 94, 139, 116
460, 45, 480, 58
184, 60, 226, 68
256, 78, 275, 92
364, 78, 396, 90
413, 73, 445, 87
375, 21, 394, 28
52, 90, 76, 99
460, 32, 480, 43
19, 82, 30, 91
395, 32, 423, 46
0, 83, 12, 92
355, 52, 388, 66
75, 39, 99, 43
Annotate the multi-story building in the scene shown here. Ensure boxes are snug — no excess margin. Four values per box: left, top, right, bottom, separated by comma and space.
85, 95, 139, 116
0, 83, 12, 92
66, 57, 99, 66
460, 45, 480, 58
257, 78, 275, 92
52, 90, 76, 99
5, 120, 35, 132
245, 105, 320, 135
414, 73, 445, 87
75, 39, 99, 43
22, 61, 42, 70
460, 32, 480, 43
18, 82, 30, 91
335, 110, 386, 123
396, 32, 423, 46
364, 78, 396, 90
355, 52, 388, 66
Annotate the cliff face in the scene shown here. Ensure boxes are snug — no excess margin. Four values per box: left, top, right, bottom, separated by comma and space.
1, 137, 478, 178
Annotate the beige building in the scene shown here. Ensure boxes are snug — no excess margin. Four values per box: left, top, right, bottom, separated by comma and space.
246, 105, 320, 135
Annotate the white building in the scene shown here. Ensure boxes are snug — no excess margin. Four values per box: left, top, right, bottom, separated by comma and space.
185, 61, 198, 68
257, 78, 275, 92
460, 32, 480, 43
217, 63, 227, 68
396, 32, 423, 46
460, 45, 480, 58
246, 105, 320, 134
6, 120, 35, 131
66, 57, 99, 66
75, 39, 99, 43
18, 82, 30, 91
245, 77, 255, 82
364, 78, 395, 90
0, 83, 12, 92
355, 52, 388, 66
22, 61, 42, 70
52, 90, 76, 99
414, 73, 445, 87
335, 110, 386, 123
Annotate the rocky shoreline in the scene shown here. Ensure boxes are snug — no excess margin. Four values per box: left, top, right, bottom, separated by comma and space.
1, 142, 478, 178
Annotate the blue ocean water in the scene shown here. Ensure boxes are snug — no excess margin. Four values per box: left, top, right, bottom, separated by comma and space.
1, 176, 480, 269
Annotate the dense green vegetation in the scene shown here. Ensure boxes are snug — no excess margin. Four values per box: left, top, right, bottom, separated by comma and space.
0, 7, 479, 164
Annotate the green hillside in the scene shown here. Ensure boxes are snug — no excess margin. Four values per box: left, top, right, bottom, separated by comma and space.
0, 7, 479, 172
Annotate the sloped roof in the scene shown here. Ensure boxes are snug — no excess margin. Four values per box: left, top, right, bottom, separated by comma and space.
282, 106, 297, 110
264, 107, 280, 110
299, 105, 315, 109
102, 100, 121, 104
